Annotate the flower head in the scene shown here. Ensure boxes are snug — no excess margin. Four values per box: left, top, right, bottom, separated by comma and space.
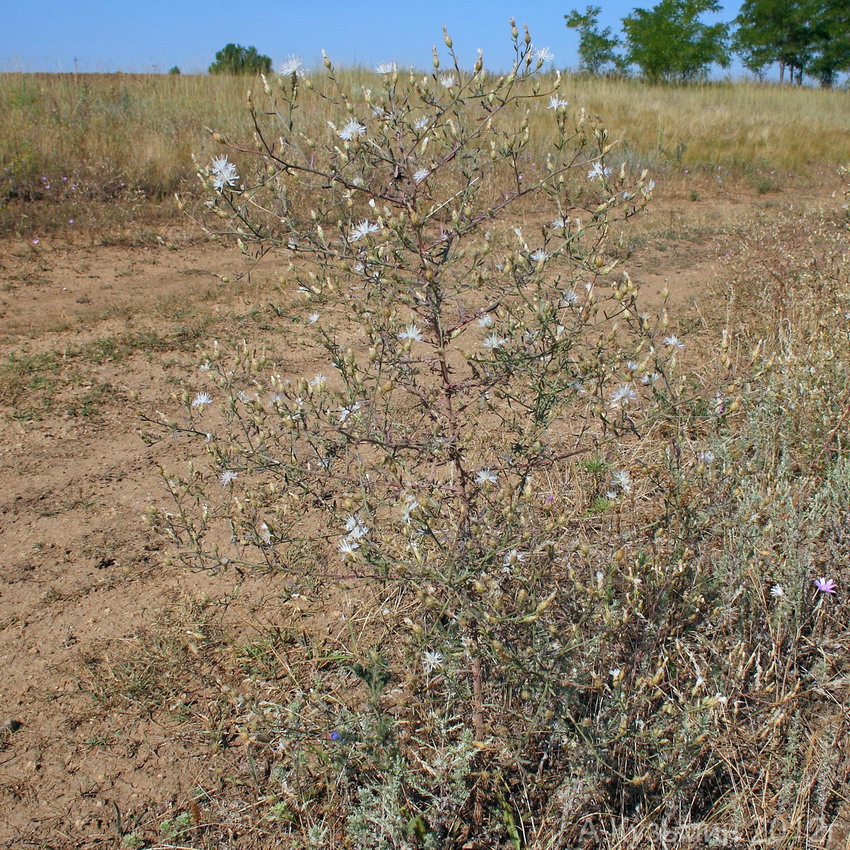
547, 96, 569, 110
439, 73, 456, 88
770, 584, 785, 598
587, 161, 612, 182
534, 46, 555, 63
413, 168, 430, 184
610, 384, 637, 408
664, 335, 684, 349
475, 468, 498, 486
210, 155, 239, 191
612, 469, 633, 493
219, 470, 238, 487
482, 333, 507, 351
338, 118, 366, 141
422, 649, 444, 674
279, 55, 304, 77
191, 392, 212, 408
398, 324, 423, 343
814, 577, 837, 595
344, 515, 369, 540
530, 249, 549, 264
350, 219, 380, 242
375, 62, 397, 74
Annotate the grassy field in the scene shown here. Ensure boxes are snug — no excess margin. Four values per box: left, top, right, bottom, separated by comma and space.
1, 71, 849, 238
2, 67, 850, 848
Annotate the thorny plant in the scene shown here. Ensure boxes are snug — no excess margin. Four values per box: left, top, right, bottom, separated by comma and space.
145, 25, 850, 850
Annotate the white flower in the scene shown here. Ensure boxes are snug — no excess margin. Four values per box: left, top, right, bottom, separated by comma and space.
587, 161, 612, 182
478, 313, 494, 328
642, 372, 661, 385
339, 538, 360, 558
219, 470, 238, 487
475, 468, 498, 486
422, 649, 444, 674
259, 523, 272, 545
338, 118, 366, 141
414, 116, 429, 130
210, 155, 239, 191
199, 362, 211, 372
642, 179, 656, 197
344, 515, 369, 540
309, 374, 327, 389
191, 392, 212, 408
350, 219, 380, 241
482, 333, 507, 351
308, 312, 320, 323
530, 249, 549, 263
561, 290, 578, 306
376, 62, 397, 74
279, 55, 304, 76
664, 335, 684, 349
413, 168, 430, 184
535, 46, 555, 63
612, 470, 633, 493
398, 324, 423, 343
338, 401, 361, 423
439, 73, 456, 88
610, 384, 637, 408
502, 549, 527, 570
400, 497, 419, 524
547, 95, 569, 110
550, 216, 569, 230
697, 450, 715, 465
625, 360, 639, 372
770, 584, 785, 598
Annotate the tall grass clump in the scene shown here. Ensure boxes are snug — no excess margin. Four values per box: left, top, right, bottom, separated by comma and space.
146, 26, 850, 848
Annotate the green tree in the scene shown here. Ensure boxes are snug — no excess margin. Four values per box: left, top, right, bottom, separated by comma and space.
208, 43, 272, 76
622, 0, 731, 82
734, 0, 815, 83
565, 6, 625, 74
808, 0, 850, 86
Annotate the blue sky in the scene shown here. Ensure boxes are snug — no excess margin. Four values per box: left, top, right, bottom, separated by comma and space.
3, 0, 743, 74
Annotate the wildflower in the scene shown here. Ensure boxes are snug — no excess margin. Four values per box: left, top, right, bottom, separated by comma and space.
502, 549, 527, 570
308, 312, 320, 323
338, 401, 361, 423
547, 96, 569, 110
376, 62, 397, 74
561, 290, 578, 306
339, 538, 360, 558
330, 729, 342, 742
550, 216, 569, 230
338, 118, 366, 141
770, 584, 785, 598
219, 470, 238, 487
697, 450, 715, 465
400, 497, 419, 524
422, 649, 444, 674
210, 155, 239, 191
610, 384, 637, 408
350, 219, 380, 241
413, 168, 430, 184
814, 577, 837, 594
191, 392, 212, 408
625, 360, 639, 372
642, 179, 656, 197
664, 335, 684, 349
199, 363, 211, 372
344, 515, 369, 540
475, 468, 498, 486
530, 249, 549, 263
482, 333, 507, 351
309, 374, 327, 389
279, 55, 304, 76
535, 46, 555, 63
587, 161, 612, 181
612, 469, 633, 493
642, 371, 661, 385
398, 324, 423, 343
414, 116, 429, 130
439, 73, 456, 88
478, 313, 494, 328
259, 523, 272, 545
31, 238, 40, 246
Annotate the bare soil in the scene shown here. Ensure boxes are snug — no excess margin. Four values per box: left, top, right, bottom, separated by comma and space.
0, 180, 839, 847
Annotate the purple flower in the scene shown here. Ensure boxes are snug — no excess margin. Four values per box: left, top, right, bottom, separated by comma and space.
330, 730, 341, 741
814, 577, 837, 595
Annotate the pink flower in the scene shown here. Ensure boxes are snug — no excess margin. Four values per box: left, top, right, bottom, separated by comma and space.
814, 577, 837, 595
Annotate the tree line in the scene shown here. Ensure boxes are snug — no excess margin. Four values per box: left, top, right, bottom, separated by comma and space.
566, 0, 850, 86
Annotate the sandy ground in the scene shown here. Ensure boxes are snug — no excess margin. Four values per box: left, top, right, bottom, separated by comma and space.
0, 181, 838, 847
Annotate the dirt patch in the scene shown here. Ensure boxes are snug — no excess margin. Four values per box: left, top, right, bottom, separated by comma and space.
0, 180, 841, 846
